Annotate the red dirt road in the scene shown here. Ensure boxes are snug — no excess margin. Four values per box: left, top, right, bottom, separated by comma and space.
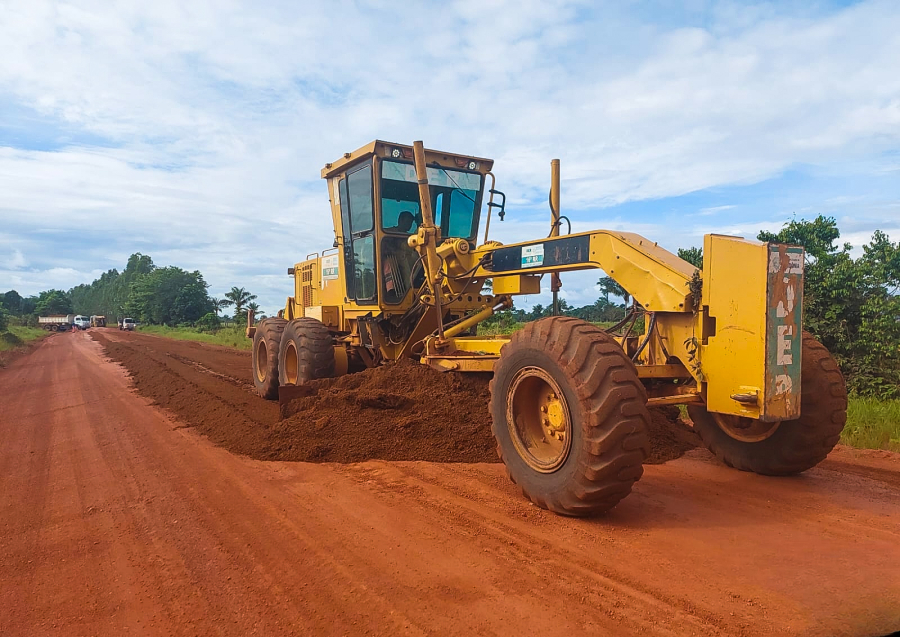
1, 331, 899, 636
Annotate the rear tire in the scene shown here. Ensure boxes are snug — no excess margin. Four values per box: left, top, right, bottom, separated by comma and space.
490, 317, 651, 517
688, 333, 847, 475
252, 317, 287, 399
278, 318, 335, 387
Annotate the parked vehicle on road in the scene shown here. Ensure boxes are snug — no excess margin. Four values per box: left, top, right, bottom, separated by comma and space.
120, 318, 137, 331
38, 315, 75, 331
74, 315, 91, 330
90, 315, 107, 328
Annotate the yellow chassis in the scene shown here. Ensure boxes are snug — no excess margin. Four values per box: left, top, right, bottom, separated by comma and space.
258, 140, 805, 424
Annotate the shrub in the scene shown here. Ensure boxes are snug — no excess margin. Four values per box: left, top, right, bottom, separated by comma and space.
195, 312, 221, 333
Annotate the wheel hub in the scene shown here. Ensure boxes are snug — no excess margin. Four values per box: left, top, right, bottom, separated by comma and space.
507, 367, 572, 473
283, 341, 299, 385
713, 413, 781, 443
255, 338, 268, 382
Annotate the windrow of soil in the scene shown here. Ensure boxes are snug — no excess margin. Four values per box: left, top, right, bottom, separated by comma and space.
92, 331, 699, 464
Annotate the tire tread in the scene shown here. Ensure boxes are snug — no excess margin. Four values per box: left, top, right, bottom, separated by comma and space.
688, 333, 847, 476
489, 316, 651, 516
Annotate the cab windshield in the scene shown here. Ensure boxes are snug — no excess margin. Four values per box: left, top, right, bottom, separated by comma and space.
380, 160, 481, 240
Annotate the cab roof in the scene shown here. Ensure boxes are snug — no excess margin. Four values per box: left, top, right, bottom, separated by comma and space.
321, 140, 493, 179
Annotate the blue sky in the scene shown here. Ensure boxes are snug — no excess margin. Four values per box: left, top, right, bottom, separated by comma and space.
1, 0, 898, 314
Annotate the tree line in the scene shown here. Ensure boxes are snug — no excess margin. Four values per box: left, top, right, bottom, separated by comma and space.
2, 218, 896, 397
1, 253, 262, 329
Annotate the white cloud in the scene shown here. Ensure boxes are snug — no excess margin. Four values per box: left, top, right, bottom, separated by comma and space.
696, 205, 736, 216
0, 0, 898, 311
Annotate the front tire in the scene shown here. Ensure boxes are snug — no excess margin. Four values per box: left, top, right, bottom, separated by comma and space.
490, 317, 651, 517
252, 317, 287, 399
278, 318, 335, 387
688, 333, 847, 475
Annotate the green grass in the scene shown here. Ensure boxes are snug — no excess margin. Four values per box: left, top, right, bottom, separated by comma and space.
137, 325, 253, 350
842, 397, 900, 452
0, 326, 48, 352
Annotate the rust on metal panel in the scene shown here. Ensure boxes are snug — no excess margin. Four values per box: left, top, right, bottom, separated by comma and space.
763, 244, 804, 421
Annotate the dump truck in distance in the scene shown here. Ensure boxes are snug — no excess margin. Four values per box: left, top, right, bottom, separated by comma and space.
39, 315, 75, 331
248, 139, 848, 517
90, 315, 107, 328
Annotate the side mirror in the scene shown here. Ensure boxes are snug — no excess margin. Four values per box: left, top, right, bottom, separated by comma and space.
487, 189, 507, 221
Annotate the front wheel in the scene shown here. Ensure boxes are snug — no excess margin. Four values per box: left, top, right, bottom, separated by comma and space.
278, 318, 335, 387
490, 317, 651, 517
688, 333, 847, 475
252, 317, 287, 399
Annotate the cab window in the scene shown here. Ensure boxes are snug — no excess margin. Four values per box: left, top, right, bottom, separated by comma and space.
338, 162, 377, 304
380, 160, 481, 241
347, 165, 373, 233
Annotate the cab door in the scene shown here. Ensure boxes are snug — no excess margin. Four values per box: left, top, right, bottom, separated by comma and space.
337, 161, 378, 305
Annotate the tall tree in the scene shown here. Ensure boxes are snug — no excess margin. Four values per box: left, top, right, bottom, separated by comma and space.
34, 290, 73, 315
126, 267, 211, 325
759, 215, 900, 397
210, 297, 231, 316
598, 276, 630, 318
677, 247, 703, 269
224, 287, 257, 319
2, 290, 22, 315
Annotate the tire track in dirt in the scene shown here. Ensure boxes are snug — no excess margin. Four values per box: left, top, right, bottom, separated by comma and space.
4, 331, 900, 635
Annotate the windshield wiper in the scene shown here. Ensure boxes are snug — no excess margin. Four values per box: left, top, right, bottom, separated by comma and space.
433, 166, 476, 205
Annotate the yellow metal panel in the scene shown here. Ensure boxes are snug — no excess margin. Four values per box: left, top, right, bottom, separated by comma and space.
492, 274, 540, 295
444, 336, 509, 355
318, 251, 345, 307
473, 230, 695, 312
635, 364, 692, 379
295, 259, 320, 309
304, 305, 340, 329
589, 232, 694, 312
424, 357, 498, 373
701, 235, 767, 419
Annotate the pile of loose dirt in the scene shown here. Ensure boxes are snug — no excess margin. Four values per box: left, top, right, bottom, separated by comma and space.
276, 360, 496, 462
644, 405, 702, 464
94, 332, 699, 465
278, 359, 700, 464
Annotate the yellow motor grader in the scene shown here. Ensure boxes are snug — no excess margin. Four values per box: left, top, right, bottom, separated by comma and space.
247, 140, 847, 516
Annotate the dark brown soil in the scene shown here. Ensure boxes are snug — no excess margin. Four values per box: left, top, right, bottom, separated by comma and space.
279, 360, 699, 464
92, 330, 699, 465
278, 360, 496, 462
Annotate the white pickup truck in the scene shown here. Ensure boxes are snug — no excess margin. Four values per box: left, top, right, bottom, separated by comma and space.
120, 318, 137, 331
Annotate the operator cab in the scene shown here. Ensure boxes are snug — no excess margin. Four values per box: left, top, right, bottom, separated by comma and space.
322, 141, 493, 308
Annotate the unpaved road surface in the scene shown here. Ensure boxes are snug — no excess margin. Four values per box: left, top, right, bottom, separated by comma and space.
2, 331, 899, 636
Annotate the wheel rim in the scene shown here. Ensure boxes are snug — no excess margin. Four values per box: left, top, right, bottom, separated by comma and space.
713, 413, 781, 442
254, 338, 268, 383
506, 366, 572, 473
283, 340, 299, 385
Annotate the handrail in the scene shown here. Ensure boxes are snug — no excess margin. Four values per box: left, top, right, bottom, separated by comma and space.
483, 171, 496, 244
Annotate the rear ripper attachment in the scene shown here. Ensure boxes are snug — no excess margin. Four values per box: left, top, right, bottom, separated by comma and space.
248, 139, 847, 517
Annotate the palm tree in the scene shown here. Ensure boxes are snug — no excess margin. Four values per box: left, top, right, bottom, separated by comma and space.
224, 287, 257, 319
210, 297, 231, 317
247, 301, 260, 314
